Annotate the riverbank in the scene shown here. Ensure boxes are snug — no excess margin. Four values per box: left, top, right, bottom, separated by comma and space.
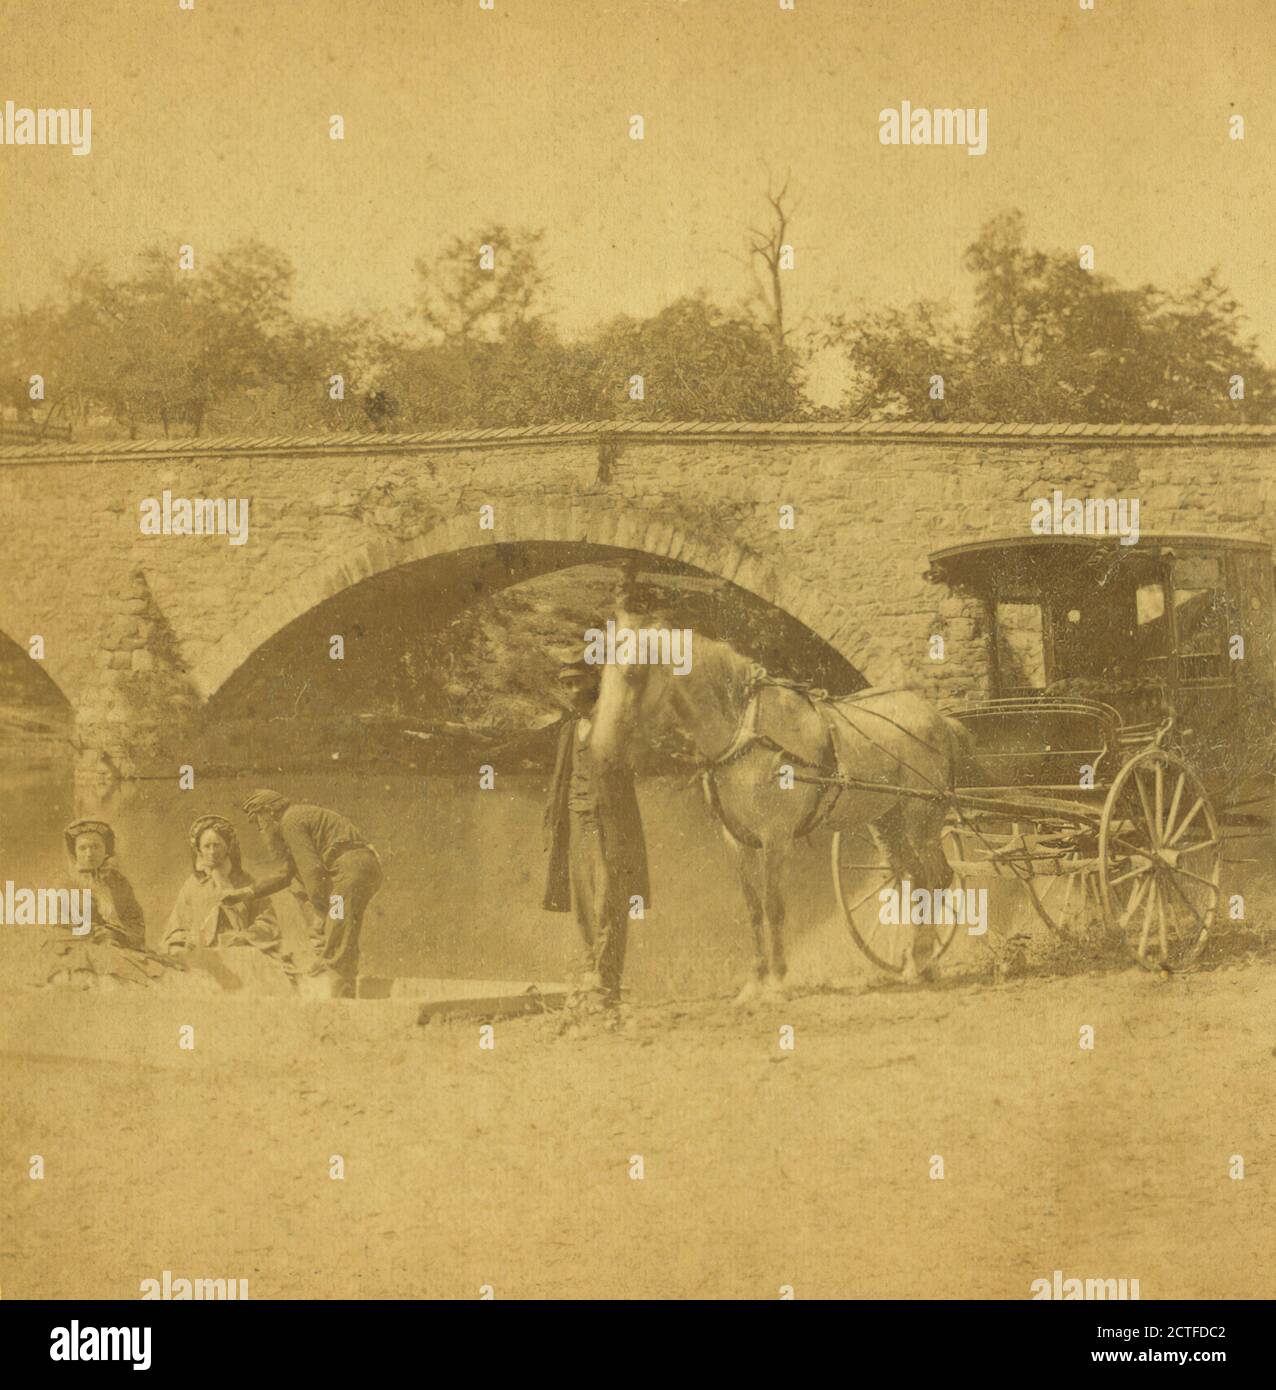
3, 955, 1275, 1300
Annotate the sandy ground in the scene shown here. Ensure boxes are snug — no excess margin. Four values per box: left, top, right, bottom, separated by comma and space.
3, 942, 1276, 1302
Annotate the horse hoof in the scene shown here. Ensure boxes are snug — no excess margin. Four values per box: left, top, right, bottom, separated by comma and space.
762, 975, 789, 1002
733, 979, 763, 1007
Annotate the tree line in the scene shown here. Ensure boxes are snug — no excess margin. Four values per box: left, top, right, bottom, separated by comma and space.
2, 204, 1271, 439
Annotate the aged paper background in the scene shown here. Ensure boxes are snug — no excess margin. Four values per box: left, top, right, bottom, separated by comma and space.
1, 0, 1274, 1301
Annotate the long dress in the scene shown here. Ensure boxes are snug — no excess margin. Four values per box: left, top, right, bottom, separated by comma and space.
160, 866, 294, 993
42, 865, 176, 989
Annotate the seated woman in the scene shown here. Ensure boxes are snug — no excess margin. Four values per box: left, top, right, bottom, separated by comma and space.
43, 819, 174, 990
160, 815, 293, 990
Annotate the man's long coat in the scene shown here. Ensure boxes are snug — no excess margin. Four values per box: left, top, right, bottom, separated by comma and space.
542, 715, 651, 914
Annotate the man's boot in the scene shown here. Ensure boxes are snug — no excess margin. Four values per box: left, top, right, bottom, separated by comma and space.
302, 968, 346, 1000
571, 968, 607, 1013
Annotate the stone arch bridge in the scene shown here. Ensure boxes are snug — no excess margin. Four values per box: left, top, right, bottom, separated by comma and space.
1, 420, 1274, 778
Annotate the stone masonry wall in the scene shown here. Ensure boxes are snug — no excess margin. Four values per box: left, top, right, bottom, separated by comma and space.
0, 426, 1273, 776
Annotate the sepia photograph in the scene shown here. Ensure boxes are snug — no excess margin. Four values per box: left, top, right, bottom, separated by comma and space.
1, 0, 1274, 1346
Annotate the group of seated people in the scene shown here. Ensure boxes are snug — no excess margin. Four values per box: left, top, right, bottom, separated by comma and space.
42, 789, 383, 999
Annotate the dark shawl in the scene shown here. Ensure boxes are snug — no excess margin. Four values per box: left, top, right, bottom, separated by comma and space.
542, 716, 650, 913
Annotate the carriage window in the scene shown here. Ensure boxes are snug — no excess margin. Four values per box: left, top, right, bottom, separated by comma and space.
1129, 581, 1171, 669
996, 601, 1046, 690
1136, 583, 1164, 626
1174, 553, 1227, 679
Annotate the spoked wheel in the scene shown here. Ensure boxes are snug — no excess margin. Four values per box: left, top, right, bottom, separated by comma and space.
832, 825, 963, 976
1020, 821, 1104, 940
1099, 748, 1222, 971
941, 816, 1093, 939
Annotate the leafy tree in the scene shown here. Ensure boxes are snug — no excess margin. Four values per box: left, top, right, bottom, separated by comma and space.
822, 298, 968, 420
416, 226, 550, 345
231, 312, 383, 433
822, 210, 1276, 423
393, 226, 583, 427
0, 303, 61, 424
191, 239, 296, 433
55, 255, 189, 437
1140, 270, 1271, 423
585, 294, 804, 420
44, 241, 297, 437
11, 211, 1270, 437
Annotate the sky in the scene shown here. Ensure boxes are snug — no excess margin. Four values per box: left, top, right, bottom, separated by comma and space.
2, 0, 1273, 403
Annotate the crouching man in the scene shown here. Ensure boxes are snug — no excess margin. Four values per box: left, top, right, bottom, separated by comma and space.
233, 789, 383, 998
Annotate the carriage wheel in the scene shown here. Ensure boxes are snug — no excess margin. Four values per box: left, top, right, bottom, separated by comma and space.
832, 825, 964, 976
940, 817, 1086, 938
1020, 822, 1104, 940
1098, 748, 1222, 970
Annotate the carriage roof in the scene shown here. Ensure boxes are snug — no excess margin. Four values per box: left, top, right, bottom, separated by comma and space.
925, 532, 1270, 593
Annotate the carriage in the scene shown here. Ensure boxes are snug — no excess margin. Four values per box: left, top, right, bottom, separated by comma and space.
831, 533, 1276, 975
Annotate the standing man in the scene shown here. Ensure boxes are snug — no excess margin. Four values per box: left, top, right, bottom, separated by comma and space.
233, 790, 383, 999
543, 657, 649, 1010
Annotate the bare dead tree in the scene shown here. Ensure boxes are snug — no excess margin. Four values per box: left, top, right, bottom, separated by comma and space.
745, 174, 799, 351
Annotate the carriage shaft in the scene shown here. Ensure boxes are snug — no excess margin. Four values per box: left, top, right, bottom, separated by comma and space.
792, 772, 1106, 826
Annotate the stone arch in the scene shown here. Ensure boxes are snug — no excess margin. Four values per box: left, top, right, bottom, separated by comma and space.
0, 618, 75, 713
191, 500, 872, 701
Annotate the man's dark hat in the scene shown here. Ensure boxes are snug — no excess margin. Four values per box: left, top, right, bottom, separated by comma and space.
557, 655, 598, 683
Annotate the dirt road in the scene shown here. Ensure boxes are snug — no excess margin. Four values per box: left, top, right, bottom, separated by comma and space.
4, 948, 1276, 1301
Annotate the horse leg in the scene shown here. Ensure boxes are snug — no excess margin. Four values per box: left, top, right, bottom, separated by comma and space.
729, 840, 769, 1005
901, 804, 955, 981
869, 812, 919, 983
906, 807, 1010, 982
760, 839, 790, 998
915, 812, 954, 891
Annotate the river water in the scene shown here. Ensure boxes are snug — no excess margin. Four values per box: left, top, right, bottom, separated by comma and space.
0, 762, 835, 998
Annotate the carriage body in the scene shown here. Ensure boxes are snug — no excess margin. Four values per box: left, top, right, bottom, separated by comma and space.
925, 532, 1275, 802
833, 533, 1274, 975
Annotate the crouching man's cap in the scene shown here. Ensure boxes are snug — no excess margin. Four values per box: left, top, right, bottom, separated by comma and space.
241, 789, 291, 818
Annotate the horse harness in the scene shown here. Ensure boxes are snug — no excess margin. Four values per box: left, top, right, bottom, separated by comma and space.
698, 665, 917, 851
700, 667, 956, 850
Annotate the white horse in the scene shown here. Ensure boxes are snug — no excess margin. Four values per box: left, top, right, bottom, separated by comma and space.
589, 605, 969, 1001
